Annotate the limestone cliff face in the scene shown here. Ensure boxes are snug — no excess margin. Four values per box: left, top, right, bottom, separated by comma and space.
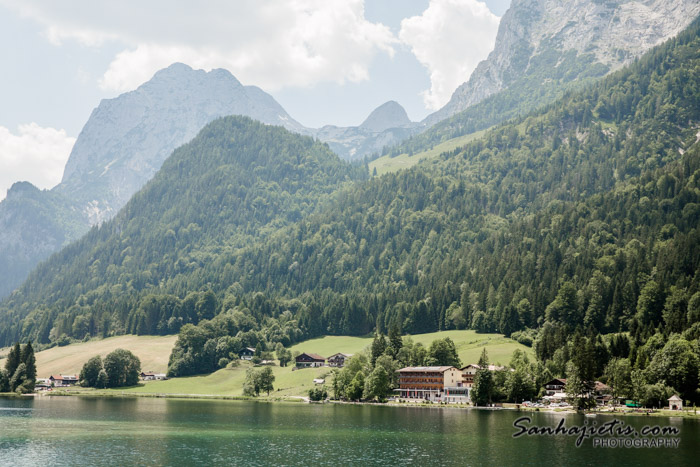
56, 63, 305, 224
426, 0, 700, 125
0, 64, 306, 299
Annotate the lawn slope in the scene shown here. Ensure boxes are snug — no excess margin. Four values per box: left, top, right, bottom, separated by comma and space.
0, 335, 177, 377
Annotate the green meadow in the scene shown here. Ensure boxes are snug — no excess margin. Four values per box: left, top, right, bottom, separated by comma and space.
106, 330, 530, 398
368, 130, 485, 176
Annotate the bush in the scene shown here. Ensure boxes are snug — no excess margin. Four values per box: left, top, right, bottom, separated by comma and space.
308, 386, 328, 401
511, 329, 536, 347
218, 358, 230, 368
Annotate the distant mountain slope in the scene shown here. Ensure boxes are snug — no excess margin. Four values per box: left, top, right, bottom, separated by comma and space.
0, 182, 86, 300
0, 116, 363, 344
313, 101, 420, 160
0, 64, 306, 299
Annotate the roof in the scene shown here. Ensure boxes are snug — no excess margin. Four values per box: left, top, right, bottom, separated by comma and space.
544, 378, 567, 386
297, 352, 325, 361
328, 353, 353, 359
461, 364, 507, 372
50, 374, 78, 381
398, 366, 457, 373
668, 395, 683, 401
594, 381, 611, 392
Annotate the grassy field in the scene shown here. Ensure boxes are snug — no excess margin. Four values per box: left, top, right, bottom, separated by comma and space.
111, 360, 330, 398
368, 130, 485, 176
0, 335, 178, 377
98, 330, 532, 398
291, 330, 533, 367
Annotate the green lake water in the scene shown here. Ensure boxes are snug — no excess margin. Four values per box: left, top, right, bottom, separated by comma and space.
0, 396, 697, 466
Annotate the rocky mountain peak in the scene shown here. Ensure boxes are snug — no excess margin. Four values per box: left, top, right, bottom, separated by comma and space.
360, 101, 412, 133
425, 0, 700, 125
56, 64, 305, 225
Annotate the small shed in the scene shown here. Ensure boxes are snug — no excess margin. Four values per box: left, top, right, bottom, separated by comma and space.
668, 395, 683, 411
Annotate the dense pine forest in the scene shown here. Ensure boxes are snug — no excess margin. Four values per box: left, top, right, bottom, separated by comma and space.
1, 19, 699, 401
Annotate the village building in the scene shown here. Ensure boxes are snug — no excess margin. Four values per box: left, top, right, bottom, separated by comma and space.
327, 353, 353, 368
140, 372, 167, 381
668, 395, 683, 410
543, 379, 612, 405
239, 347, 255, 360
593, 381, 612, 405
396, 366, 468, 403
35, 378, 51, 391
295, 353, 326, 368
543, 378, 567, 396
461, 364, 507, 388
49, 375, 79, 387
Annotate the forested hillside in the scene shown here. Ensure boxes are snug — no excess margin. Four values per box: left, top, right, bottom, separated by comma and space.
1, 19, 699, 400
186, 19, 700, 336
0, 117, 364, 345
166, 19, 700, 390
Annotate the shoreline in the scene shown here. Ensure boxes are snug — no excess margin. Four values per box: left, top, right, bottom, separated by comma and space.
7, 390, 698, 419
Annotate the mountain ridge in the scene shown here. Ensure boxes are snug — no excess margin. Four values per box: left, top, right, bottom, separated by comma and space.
425, 0, 700, 125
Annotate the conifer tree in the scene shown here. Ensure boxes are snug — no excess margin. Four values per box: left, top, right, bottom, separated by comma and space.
21, 341, 36, 388
4, 342, 20, 378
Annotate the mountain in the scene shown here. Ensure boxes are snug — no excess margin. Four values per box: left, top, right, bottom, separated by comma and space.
426, 0, 700, 125
360, 101, 412, 132
2, 17, 699, 356
56, 62, 306, 224
0, 116, 363, 345
385, 0, 700, 159
313, 101, 420, 160
0, 183, 86, 301
0, 63, 306, 299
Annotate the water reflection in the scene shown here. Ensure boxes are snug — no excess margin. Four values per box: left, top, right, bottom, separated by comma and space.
0, 397, 697, 466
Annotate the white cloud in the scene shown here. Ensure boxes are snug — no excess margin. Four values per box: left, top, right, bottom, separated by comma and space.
0, 124, 75, 200
400, 0, 500, 110
2, 0, 397, 93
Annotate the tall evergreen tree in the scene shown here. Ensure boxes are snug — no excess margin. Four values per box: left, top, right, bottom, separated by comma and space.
471, 349, 493, 406
388, 323, 403, 358
4, 342, 20, 378
20, 341, 36, 388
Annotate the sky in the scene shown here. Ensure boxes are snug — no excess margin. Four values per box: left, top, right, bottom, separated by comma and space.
0, 0, 511, 201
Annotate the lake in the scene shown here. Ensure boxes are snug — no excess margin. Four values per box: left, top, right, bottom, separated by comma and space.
0, 396, 697, 466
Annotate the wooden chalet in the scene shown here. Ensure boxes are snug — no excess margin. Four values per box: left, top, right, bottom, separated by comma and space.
239, 347, 256, 360
327, 353, 353, 368
140, 372, 167, 381
543, 378, 567, 396
295, 353, 326, 368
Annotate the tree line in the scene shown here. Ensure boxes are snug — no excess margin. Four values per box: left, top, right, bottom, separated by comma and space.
1, 342, 36, 393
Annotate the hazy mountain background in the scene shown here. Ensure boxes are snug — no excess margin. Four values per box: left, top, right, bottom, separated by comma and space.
0, 63, 312, 299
